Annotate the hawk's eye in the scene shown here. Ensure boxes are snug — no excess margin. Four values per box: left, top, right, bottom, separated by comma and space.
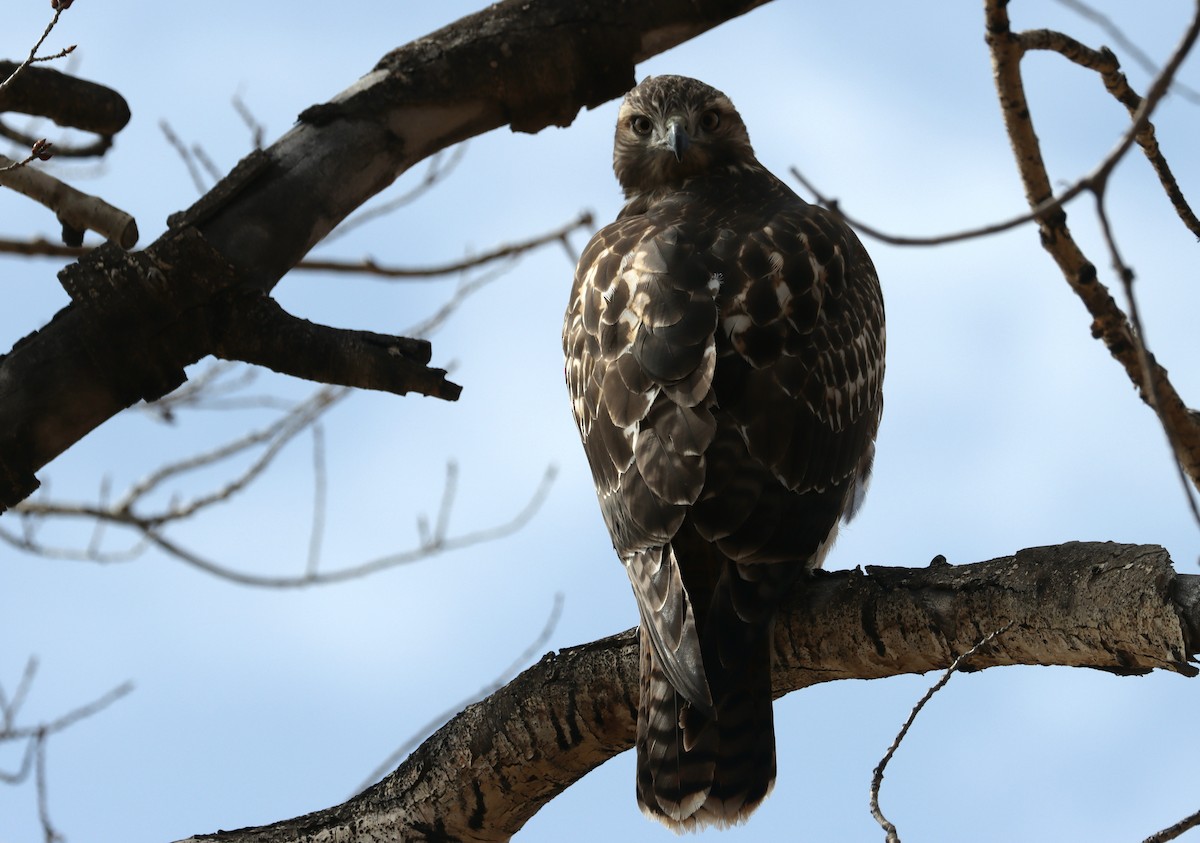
630, 115, 653, 136
700, 110, 720, 132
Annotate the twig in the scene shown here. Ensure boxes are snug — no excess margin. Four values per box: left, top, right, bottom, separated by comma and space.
322, 145, 469, 243
35, 731, 62, 843
1093, 192, 1200, 527
306, 424, 327, 577
0, 733, 36, 784
296, 210, 594, 279
1017, 28, 1200, 238
0, 518, 149, 563
137, 464, 556, 588
0, 659, 131, 842
0, 657, 40, 732
793, 7, 1200, 247
231, 93, 266, 149
0, 139, 53, 173
0, 211, 595, 275
1145, 807, 1200, 843
191, 144, 223, 184
0, 6, 74, 99
159, 119, 209, 194
138, 362, 283, 421
403, 257, 521, 339
870, 624, 1013, 843
10, 388, 346, 549
119, 388, 344, 519
1052, 0, 1200, 104
353, 591, 566, 794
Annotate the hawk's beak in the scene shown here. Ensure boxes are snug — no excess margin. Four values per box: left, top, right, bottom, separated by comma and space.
664, 118, 690, 162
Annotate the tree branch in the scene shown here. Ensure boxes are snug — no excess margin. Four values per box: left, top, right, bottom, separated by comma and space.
172, 542, 1196, 843
985, 0, 1200, 496
0, 153, 138, 246
0, 60, 131, 145
0, 0, 773, 513
211, 293, 460, 400
295, 211, 594, 279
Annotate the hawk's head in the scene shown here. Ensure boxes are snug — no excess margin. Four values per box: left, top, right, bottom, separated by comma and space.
613, 75, 756, 198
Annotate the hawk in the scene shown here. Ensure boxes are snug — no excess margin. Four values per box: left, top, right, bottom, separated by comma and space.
563, 75, 884, 829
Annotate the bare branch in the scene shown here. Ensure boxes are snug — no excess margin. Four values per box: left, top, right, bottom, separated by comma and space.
869, 624, 1013, 843
135, 463, 557, 588
986, 0, 1200, 496
296, 210, 594, 279
0, 7, 72, 99
125, 389, 342, 517
0, 152, 138, 247
9, 387, 346, 553
322, 146, 469, 244
1052, 0, 1200, 104
159, 119, 210, 194
1018, 27, 1200, 238
0, 733, 35, 785
305, 424, 327, 577
231, 93, 266, 150
34, 732, 61, 843
1145, 808, 1200, 843
1093, 192, 1200, 527
1, 658, 132, 841
0, 657, 39, 733
403, 257, 524, 339
191, 144, 223, 184
792, 8, 1200, 247
0, 209, 594, 278
136, 362, 297, 420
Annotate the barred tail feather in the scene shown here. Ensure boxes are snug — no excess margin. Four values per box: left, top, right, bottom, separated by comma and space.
635, 624, 776, 831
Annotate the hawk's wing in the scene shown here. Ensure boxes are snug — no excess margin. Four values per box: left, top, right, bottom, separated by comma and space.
696, 198, 885, 566
565, 218, 722, 711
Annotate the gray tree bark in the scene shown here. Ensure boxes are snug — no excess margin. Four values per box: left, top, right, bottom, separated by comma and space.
175, 542, 1197, 843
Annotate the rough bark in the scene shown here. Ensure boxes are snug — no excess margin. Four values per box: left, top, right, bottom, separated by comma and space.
174, 542, 1197, 843
0, 0, 773, 513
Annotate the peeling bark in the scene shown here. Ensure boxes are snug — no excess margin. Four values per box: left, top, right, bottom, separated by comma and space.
175, 542, 1197, 843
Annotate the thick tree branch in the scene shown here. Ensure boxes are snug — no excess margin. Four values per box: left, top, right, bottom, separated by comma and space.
174, 542, 1196, 843
0, 0, 773, 513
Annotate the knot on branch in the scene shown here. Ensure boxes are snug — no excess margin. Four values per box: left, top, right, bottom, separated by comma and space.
56, 231, 240, 404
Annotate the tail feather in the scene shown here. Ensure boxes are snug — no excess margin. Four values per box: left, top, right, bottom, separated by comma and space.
635, 622, 776, 830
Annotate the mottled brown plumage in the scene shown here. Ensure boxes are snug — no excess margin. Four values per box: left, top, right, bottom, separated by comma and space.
563, 75, 884, 830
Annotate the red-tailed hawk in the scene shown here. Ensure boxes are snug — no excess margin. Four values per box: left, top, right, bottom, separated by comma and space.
563, 75, 884, 829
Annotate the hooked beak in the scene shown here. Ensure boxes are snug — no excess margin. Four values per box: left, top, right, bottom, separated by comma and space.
663, 117, 690, 162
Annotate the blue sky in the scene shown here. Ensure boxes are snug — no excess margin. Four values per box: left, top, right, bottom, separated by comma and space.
2, 2, 1199, 842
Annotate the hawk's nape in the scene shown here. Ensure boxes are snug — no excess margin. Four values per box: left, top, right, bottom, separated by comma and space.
563, 75, 884, 830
